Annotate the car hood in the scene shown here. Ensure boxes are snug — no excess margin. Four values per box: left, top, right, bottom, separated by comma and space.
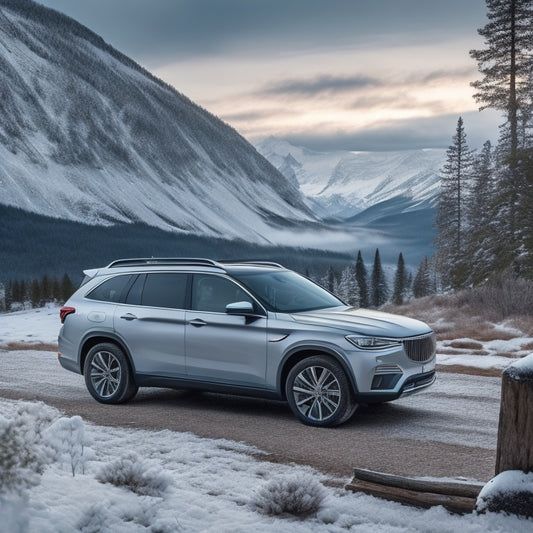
290, 306, 432, 338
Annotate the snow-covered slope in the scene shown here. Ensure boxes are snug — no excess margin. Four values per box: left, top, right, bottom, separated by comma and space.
256, 137, 445, 219
0, 0, 312, 240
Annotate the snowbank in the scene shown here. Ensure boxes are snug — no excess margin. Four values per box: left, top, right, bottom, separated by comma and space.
0, 399, 530, 532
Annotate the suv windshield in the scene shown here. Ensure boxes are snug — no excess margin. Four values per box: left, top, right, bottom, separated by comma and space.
233, 270, 344, 313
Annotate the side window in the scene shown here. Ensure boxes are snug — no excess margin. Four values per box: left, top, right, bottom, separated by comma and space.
141, 273, 188, 309
125, 274, 146, 305
192, 275, 253, 313
86, 275, 133, 303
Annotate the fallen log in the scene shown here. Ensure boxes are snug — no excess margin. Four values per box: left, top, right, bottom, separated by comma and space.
346, 478, 478, 514
352, 467, 484, 498
346, 468, 484, 514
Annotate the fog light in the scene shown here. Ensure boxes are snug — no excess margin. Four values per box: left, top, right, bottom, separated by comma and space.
371, 373, 402, 390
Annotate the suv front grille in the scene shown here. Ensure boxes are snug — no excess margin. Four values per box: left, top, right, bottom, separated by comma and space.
402, 333, 436, 363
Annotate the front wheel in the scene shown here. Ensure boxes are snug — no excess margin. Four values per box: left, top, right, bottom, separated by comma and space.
285, 355, 357, 427
84, 343, 138, 404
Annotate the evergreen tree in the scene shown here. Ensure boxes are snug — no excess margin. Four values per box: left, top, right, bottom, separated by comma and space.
392, 252, 408, 305
30, 279, 40, 308
370, 249, 388, 307
60, 273, 75, 302
413, 257, 432, 298
5, 281, 13, 311
338, 265, 360, 306
355, 250, 369, 308
470, 0, 533, 268
52, 276, 61, 302
41, 274, 51, 305
466, 140, 496, 284
320, 266, 337, 293
11, 280, 21, 303
435, 117, 474, 289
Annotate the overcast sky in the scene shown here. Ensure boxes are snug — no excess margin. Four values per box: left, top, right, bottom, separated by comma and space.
38, 0, 500, 151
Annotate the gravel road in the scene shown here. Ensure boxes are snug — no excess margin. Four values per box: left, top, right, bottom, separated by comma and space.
0, 349, 500, 482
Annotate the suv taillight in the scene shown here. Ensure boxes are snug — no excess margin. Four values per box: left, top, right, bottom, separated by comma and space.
60, 307, 76, 324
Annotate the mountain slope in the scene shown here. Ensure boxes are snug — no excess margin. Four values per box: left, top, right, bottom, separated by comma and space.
0, 0, 312, 240
256, 137, 445, 219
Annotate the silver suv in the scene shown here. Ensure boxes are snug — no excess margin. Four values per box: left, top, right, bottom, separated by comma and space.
58, 258, 436, 427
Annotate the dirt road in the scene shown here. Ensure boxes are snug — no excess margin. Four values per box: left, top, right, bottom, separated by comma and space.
0, 349, 499, 481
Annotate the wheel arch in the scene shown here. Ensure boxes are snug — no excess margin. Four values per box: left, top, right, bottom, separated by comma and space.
79, 333, 136, 377
277, 345, 359, 400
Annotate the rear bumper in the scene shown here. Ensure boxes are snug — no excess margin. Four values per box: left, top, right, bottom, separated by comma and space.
57, 353, 81, 374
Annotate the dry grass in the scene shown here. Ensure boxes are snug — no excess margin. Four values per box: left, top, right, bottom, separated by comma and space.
384, 291, 533, 344
0, 342, 58, 352
448, 340, 484, 350
436, 365, 503, 378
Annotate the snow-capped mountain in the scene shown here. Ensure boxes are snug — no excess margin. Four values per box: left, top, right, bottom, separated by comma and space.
256, 137, 445, 219
0, 0, 313, 241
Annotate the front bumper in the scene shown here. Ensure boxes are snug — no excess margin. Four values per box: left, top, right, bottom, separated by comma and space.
357, 370, 436, 404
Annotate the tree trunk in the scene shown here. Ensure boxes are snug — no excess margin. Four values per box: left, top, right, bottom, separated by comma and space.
495, 355, 533, 474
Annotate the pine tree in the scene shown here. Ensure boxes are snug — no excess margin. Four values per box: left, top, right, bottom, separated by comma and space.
52, 276, 61, 303
41, 275, 51, 306
338, 265, 360, 307
60, 273, 75, 302
392, 253, 408, 305
466, 140, 496, 284
413, 257, 432, 298
370, 249, 388, 308
11, 280, 21, 303
30, 279, 40, 308
470, 0, 533, 268
355, 251, 369, 308
435, 117, 474, 289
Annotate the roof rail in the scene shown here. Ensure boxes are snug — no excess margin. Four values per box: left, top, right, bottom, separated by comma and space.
106, 258, 222, 268
219, 260, 285, 269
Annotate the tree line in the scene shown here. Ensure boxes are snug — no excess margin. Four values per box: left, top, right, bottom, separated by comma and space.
315, 249, 435, 308
436, 0, 533, 289
1, 274, 75, 312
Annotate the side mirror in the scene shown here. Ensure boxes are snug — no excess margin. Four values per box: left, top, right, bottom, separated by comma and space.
225, 301, 255, 316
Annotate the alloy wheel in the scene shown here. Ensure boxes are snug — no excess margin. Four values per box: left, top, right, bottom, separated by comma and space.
291, 365, 342, 421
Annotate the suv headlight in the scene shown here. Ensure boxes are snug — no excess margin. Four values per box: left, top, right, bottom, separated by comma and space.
346, 335, 402, 350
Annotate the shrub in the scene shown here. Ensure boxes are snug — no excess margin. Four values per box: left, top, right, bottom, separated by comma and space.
0, 402, 56, 496
96, 452, 173, 497
45, 415, 89, 476
250, 474, 326, 518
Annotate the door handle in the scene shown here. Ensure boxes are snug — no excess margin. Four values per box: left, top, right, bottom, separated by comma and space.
120, 313, 138, 321
189, 318, 207, 327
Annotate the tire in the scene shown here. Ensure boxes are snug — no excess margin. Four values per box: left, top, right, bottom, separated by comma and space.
84, 343, 138, 404
285, 355, 358, 427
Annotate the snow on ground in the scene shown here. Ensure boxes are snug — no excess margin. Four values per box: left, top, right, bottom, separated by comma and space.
0, 398, 530, 533
0, 304, 60, 348
1, 307, 533, 530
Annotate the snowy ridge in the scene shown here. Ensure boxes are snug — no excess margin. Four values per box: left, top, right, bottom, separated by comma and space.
0, 1, 312, 241
256, 137, 445, 219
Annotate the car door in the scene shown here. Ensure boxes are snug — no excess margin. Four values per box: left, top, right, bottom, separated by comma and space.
185, 274, 267, 387
113, 272, 189, 378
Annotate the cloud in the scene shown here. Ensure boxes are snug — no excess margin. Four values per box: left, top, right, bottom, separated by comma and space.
278, 111, 501, 152
258, 75, 382, 97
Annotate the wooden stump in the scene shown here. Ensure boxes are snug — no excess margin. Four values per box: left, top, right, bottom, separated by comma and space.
495, 355, 533, 474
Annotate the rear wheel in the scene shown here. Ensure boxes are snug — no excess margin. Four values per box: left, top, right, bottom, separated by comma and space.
84, 343, 138, 404
285, 355, 357, 427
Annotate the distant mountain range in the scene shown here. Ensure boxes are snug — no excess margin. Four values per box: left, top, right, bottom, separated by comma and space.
0, 0, 312, 242
255, 137, 445, 220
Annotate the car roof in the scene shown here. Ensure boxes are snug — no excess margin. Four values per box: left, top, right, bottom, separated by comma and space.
83, 258, 286, 281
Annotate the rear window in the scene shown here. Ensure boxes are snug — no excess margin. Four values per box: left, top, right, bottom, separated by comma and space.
86, 275, 133, 303
140, 273, 188, 309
